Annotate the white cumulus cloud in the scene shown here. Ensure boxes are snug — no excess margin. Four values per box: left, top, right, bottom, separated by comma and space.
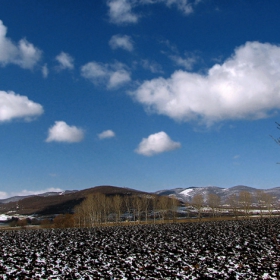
131, 41, 280, 126
109, 34, 134, 52
55, 52, 74, 70
81, 61, 131, 89
135, 131, 181, 156
107, 0, 138, 24
46, 121, 84, 143
0, 90, 44, 122
0, 20, 42, 69
98, 130, 116, 139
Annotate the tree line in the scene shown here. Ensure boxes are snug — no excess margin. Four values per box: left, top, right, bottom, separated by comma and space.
189, 190, 279, 220
73, 193, 179, 228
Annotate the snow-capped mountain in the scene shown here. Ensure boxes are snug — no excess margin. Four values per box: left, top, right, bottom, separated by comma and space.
0, 190, 78, 204
156, 185, 280, 203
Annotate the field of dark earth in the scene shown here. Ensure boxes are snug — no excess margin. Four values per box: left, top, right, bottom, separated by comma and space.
0, 218, 279, 279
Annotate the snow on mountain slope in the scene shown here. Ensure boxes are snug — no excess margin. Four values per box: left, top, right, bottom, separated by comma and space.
156, 185, 280, 203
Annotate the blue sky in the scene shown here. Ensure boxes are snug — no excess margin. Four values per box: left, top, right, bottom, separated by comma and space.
1, 0, 280, 198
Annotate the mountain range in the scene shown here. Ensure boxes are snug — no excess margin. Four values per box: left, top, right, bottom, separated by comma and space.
0, 185, 280, 216
155, 185, 280, 203
0, 186, 147, 215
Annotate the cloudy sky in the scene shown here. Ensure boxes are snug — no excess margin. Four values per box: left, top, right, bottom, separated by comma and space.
1, 0, 280, 198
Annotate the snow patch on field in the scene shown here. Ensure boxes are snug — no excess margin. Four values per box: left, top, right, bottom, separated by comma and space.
0, 214, 11, 221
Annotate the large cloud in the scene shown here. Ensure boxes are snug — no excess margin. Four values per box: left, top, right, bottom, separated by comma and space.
0, 90, 44, 122
135, 131, 181, 156
55, 52, 74, 70
46, 121, 84, 143
131, 41, 280, 125
81, 61, 131, 89
0, 20, 41, 69
109, 34, 134, 52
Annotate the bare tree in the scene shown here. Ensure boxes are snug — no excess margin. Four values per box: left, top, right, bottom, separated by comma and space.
239, 191, 252, 218
207, 193, 221, 218
170, 195, 179, 222
141, 195, 150, 223
122, 195, 132, 222
227, 193, 239, 219
255, 190, 265, 218
84, 194, 97, 226
157, 196, 170, 222
73, 204, 84, 227
133, 195, 143, 223
74, 196, 92, 227
151, 195, 158, 224
192, 194, 204, 221
93, 193, 107, 224
263, 193, 275, 218
74, 193, 107, 227
112, 195, 122, 223
103, 195, 111, 224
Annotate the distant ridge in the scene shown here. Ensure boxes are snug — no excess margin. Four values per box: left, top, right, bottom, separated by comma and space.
0, 190, 78, 204
155, 185, 280, 203
1, 185, 280, 216
0, 185, 149, 215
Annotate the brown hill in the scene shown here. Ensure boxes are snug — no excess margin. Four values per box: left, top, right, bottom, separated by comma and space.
0, 186, 149, 215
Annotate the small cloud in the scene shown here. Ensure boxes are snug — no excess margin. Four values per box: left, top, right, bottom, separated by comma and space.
55, 52, 74, 70
0, 90, 44, 122
107, 0, 138, 24
109, 68, 131, 88
42, 64, 49, 78
169, 54, 197, 70
141, 0, 199, 15
141, 59, 163, 73
109, 34, 134, 52
0, 191, 8, 199
98, 129, 116, 139
106, 0, 200, 26
135, 131, 181, 156
233, 155, 240, 159
163, 0, 195, 15
0, 20, 42, 69
81, 61, 131, 89
46, 121, 84, 143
